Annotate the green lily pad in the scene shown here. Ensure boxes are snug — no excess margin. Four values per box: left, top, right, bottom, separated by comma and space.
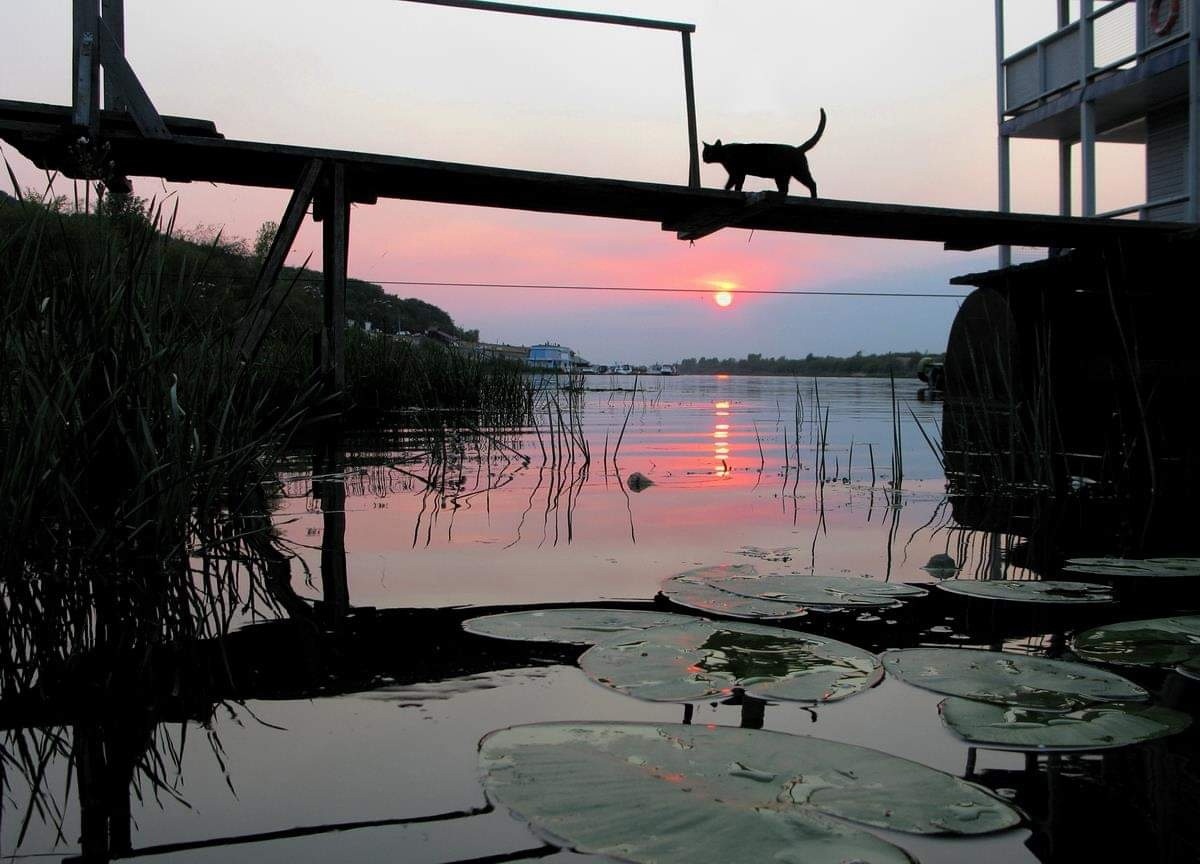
1175, 655, 1200, 682
935, 579, 1114, 604
882, 647, 1147, 711
939, 697, 1190, 752
580, 620, 881, 704
1073, 615, 1200, 667
462, 608, 698, 645
661, 565, 808, 620
480, 722, 1019, 862
1063, 557, 1200, 579
709, 573, 927, 609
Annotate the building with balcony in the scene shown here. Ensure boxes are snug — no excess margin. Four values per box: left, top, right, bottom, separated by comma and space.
995, 0, 1198, 263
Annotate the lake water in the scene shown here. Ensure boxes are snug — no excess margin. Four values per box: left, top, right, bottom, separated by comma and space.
5, 375, 1199, 863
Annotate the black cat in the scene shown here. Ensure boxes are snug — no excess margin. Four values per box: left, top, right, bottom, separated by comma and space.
702, 108, 826, 198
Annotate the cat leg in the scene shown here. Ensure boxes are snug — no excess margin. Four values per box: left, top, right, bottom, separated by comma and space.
775, 176, 791, 195
794, 166, 818, 198
732, 174, 746, 192
724, 174, 737, 191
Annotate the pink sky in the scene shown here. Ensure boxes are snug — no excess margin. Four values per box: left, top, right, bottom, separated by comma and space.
2, 1, 1146, 363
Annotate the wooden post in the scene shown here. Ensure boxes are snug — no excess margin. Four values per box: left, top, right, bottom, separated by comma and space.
72, 0, 100, 134
320, 162, 349, 395
318, 431, 351, 616
101, 0, 125, 111
681, 31, 700, 188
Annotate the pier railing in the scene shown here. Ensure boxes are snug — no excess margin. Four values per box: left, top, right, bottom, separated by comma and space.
1002, 0, 1190, 115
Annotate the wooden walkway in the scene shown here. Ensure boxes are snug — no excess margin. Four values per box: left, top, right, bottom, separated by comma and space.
0, 100, 1188, 250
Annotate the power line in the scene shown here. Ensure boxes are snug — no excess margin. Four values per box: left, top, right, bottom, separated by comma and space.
289, 278, 969, 300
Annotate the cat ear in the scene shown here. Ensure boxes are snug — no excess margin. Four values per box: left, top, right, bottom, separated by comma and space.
714, 139, 722, 146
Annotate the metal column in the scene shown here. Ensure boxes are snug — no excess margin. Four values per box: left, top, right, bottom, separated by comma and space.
995, 0, 1011, 266
1080, 0, 1096, 216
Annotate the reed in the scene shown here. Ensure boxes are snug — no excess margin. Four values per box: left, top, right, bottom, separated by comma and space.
0, 191, 320, 695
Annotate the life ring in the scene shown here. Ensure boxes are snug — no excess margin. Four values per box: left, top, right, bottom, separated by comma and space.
1149, 0, 1180, 36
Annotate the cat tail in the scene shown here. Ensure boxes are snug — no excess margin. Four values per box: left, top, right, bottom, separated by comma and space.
798, 108, 827, 153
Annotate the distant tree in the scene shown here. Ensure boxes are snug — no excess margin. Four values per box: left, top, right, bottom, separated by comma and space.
96, 192, 151, 231
253, 220, 278, 260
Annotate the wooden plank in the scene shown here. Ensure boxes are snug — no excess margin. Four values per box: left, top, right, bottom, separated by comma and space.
97, 18, 170, 140
400, 0, 694, 32
321, 162, 349, 394
234, 159, 323, 360
0, 99, 220, 136
0, 101, 1188, 251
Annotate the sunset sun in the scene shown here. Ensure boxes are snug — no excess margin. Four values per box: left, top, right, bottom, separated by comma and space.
708, 280, 737, 308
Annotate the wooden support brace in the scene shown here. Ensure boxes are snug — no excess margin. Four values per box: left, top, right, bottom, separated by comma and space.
321, 162, 350, 395
234, 159, 323, 360
101, 0, 126, 112
666, 192, 779, 241
97, 19, 170, 140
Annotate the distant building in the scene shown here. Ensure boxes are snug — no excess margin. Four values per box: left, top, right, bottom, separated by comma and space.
473, 341, 530, 363
528, 343, 586, 372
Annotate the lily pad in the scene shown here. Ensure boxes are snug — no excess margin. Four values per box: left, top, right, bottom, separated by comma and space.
708, 573, 928, 609
462, 608, 698, 645
661, 564, 807, 620
939, 697, 1190, 752
1175, 655, 1200, 682
882, 647, 1147, 711
935, 579, 1114, 604
1073, 615, 1200, 667
580, 620, 881, 703
1063, 557, 1200, 579
480, 722, 1019, 858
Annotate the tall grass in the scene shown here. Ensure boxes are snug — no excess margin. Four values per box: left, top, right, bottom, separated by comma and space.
0, 190, 320, 695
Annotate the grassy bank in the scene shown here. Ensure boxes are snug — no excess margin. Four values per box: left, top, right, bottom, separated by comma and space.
0, 186, 532, 693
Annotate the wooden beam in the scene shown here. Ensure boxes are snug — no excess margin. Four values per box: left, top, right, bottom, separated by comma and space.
97, 18, 170, 140
0, 102, 1188, 250
101, 0, 126, 112
321, 162, 349, 395
234, 159, 323, 360
72, 0, 100, 134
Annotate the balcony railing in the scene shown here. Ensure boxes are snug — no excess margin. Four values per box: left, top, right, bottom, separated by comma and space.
1002, 0, 1190, 115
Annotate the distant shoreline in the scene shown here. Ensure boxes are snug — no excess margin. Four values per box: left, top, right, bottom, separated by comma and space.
670, 352, 944, 378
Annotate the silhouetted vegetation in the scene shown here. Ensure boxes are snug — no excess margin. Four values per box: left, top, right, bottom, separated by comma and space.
0, 187, 531, 692
676, 351, 942, 377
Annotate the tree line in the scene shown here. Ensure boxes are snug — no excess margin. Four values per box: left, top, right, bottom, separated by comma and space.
675, 351, 942, 377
